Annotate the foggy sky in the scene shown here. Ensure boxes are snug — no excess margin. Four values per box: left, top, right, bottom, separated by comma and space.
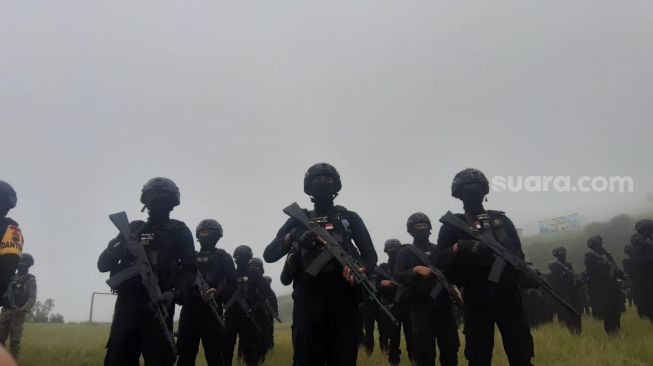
2, 1, 652, 321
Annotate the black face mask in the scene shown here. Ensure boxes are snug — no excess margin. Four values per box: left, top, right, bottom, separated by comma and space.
198, 230, 220, 246
460, 185, 485, 205
249, 265, 263, 276
199, 236, 219, 250
17, 264, 29, 274
386, 248, 400, 259
146, 196, 174, 213
589, 243, 604, 253
311, 182, 336, 199
556, 253, 567, 262
235, 257, 250, 269
411, 229, 431, 241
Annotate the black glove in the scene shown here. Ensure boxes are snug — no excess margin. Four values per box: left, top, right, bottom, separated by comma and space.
458, 239, 485, 255
156, 290, 177, 308
289, 228, 318, 248
107, 238, 128, 258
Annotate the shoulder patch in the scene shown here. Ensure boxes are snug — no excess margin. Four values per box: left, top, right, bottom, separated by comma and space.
0, 224, 23, 256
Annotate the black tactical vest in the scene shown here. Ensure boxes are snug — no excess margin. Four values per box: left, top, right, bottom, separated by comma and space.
113, 219, 184, 292
12, 274, 34, 308
300, 206, 356, 275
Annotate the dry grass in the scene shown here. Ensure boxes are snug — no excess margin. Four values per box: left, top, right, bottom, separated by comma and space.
16, 307, 653, 365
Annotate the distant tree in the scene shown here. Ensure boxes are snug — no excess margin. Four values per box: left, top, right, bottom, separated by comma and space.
29, 298, 55, 323
49, 313, 64, 323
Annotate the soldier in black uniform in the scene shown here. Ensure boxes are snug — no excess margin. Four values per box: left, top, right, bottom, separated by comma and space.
584, 234, 624, 335
437, 168, 534, 366
224, 247, 275, 366
521, 267, 554, 330
376, 239, 414, 366
98, 177, 197, 366
250, 259, 278, 357
177, 219, 236, 366
395, 213, 459, 366
0, 181, 23, 300
263, 163, 377, 366
630, 220, 653, 322
548, 246, 582, 334
262, 275, 279, 351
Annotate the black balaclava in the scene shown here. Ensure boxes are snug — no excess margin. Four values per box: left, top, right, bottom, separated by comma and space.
460, 182, 486, 215
235, 256, 250, 271
198, 231, 221, 252
587, 235, 605, 254
309, 176, 337, 214
145, 191, 174, 222
386, 246, 401, 270
17, 262, 29, 275
409, 223, 431, 250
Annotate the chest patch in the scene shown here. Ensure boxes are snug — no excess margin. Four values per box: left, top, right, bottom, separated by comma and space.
140, 233, 154, 246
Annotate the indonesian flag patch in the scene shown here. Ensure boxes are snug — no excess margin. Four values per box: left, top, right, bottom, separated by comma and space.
325, 223, 334, 230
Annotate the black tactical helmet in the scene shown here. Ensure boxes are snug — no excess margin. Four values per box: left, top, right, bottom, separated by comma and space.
303, 163, 342, 196
451, 168, 489, 199
0, 181, 17, 209
248, 257, 264, 273
552, 246, 566, 257
384, 238, 402, 253
196, 219, 223, 238
586, 234, 603, 248
19, 253, 34, 267
140, 177, 180, 206
406, 212, 432, 232
233, 245, 253, 261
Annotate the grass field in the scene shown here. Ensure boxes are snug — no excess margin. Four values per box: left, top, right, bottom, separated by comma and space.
16, 306, 653, 366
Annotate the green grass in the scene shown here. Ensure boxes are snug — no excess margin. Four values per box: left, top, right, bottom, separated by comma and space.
17, 307, 653, 365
